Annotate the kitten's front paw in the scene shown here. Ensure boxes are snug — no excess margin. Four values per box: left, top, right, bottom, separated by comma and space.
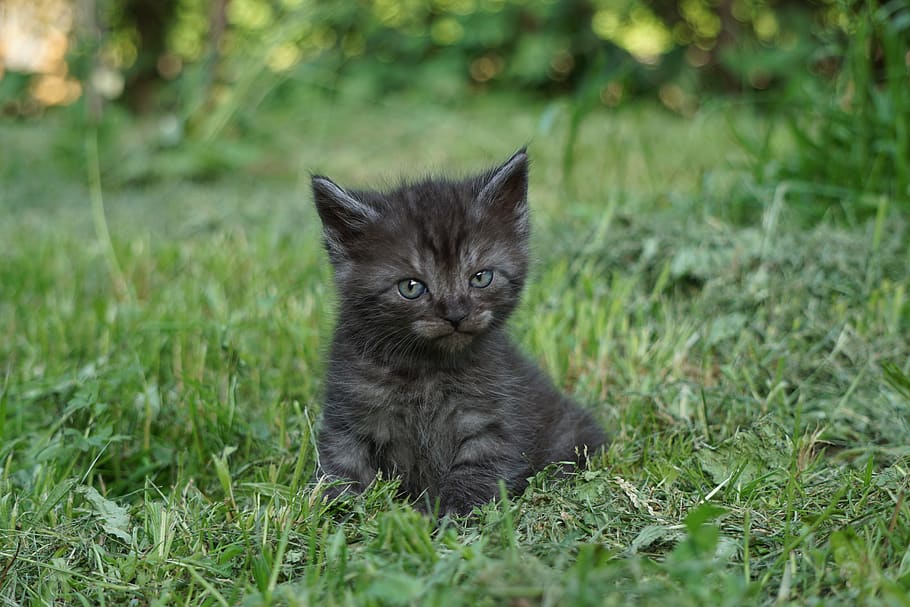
438, 494, 480, 518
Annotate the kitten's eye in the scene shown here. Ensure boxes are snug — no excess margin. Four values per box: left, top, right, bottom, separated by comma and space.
397, 279, 427, 300
470, 270, 494, 288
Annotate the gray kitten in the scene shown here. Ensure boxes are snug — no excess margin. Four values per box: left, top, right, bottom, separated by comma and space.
312, 149, 605, 515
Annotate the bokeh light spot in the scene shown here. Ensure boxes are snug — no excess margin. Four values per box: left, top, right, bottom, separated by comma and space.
431, 17, 464, 45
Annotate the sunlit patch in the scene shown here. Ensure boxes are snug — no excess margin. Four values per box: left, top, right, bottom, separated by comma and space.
431, 17, 464, 46
0, 0, 82, 106
591, 7, 672, 65
32, 73, 81, 105
267, 42, 302, 72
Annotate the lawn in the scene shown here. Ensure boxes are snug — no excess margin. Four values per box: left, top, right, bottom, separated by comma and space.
1, 92, 909, 605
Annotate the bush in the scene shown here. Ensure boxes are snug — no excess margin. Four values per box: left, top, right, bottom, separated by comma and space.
768, 0, 910, 220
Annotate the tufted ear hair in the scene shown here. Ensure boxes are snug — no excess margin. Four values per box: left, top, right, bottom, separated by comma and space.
475, 148, 529, 227
312, 175, 380, 259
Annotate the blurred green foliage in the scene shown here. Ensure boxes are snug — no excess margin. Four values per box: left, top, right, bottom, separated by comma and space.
94, 0, 837, 108
3, 0, 907, 218
769, 0, 910, 219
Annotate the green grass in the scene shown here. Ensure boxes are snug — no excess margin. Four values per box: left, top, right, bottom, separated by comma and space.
1, 91, 909, 605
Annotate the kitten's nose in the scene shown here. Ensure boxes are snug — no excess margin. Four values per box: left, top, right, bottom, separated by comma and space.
437, 299, 470, 329
444, 312, 468, 329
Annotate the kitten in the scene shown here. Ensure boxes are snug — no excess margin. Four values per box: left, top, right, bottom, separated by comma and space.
312, 148, 606, 516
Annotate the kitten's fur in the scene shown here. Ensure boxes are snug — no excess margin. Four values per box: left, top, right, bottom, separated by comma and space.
313, 149, 605, 515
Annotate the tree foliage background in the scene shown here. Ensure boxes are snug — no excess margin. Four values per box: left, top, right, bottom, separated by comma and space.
1, 0, 908, 212
0, 0, 859, 115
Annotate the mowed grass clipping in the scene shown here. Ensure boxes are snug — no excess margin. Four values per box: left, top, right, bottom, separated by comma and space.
1, 94, 909, 605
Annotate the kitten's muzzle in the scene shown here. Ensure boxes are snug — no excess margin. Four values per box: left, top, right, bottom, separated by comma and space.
413, 310, 493, 343
435, 298, 470, 329
443, 312, 468, 329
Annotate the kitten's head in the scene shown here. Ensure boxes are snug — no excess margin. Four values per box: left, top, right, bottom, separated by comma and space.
312, 149, 530, 361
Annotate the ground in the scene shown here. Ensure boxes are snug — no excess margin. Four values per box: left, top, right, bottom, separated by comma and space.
1, 91, 908, 605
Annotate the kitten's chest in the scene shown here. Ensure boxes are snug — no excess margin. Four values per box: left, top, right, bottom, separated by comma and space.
352, 370, 488, 478
360, 373, 458, 443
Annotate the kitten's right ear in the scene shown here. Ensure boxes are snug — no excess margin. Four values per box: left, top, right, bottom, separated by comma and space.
476, 148, 529, 222
312, 175, 379, 256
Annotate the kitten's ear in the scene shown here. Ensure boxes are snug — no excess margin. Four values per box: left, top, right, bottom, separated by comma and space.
312, 175, 379, 257
476, 147, 529, 221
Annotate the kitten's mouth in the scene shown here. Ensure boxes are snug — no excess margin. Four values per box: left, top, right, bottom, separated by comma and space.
435, 327, 475, 342
413, 316, 491, 348
436, 327, 474, 337
434, 330, 475, 351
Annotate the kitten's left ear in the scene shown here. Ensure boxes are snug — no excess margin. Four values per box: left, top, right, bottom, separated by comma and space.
476, 147, 529, 219
312, 175, 380, 258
